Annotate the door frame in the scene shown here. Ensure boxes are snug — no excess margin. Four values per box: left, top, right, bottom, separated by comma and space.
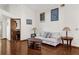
10, 18, 21, 40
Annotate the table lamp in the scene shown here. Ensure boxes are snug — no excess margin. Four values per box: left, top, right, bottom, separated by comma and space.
32, 27, 37, 34
63, 27, 71, 37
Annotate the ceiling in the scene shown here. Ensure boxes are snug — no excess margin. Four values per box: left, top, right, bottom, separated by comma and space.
0, 4, 9, 11
25, 4, 59, 11
0, 4, 61, 11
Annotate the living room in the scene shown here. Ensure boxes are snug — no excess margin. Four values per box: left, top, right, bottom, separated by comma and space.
0, 4, 79, 55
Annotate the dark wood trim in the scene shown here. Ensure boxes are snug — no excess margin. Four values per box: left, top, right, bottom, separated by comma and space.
10, 18, 21, 40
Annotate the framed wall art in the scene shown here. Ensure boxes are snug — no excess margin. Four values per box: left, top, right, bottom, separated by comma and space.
51, 8, 59, 21
26, 19, 32, 25
40, 12, 45, 22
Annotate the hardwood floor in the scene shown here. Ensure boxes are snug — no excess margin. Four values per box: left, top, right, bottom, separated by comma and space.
0, 39, 79, 55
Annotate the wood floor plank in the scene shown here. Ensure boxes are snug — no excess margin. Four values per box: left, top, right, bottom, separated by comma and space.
0, 39, 79, 55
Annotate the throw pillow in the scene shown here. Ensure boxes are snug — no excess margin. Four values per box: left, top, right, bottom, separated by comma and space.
45, 32, 49, 38
43, 32, 47, 38
48, 33, 52, 38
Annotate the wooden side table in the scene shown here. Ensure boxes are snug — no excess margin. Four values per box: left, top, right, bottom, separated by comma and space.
61, 36, 73, 48
27, 38, 42, 49
27, 38, 42, 55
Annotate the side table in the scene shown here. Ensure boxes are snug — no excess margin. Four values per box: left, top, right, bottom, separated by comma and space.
61, 36, 73, 49
27, 38, 42, 49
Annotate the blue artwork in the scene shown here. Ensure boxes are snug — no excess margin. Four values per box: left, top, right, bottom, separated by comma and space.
51, 8, 59, 21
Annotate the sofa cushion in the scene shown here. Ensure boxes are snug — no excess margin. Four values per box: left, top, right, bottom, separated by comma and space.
43, 38, 59, 42
36, 32, 61, 42
41, 32, 51, 38
47, 33, 52, 38
36, 36, 59, 43
45, 32, 49, 38
39, 32, 46, 37
43, 32, 47, 38
51, 32, 60, 38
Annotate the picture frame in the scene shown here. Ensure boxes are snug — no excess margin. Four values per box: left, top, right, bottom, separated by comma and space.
40, 12, 45, 22
51, 8, 59, 21
26, 19, 32, 25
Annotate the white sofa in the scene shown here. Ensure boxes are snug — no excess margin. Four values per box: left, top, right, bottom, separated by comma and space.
35, 32, 61, 46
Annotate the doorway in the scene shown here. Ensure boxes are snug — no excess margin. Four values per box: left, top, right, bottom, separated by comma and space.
11, 18, 21, 40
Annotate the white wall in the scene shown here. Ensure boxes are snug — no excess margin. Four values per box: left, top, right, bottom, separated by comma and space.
9, 5, 36, 40
36, 5, 65, 33
0, 15, 7, 39
0, 4, 9, 12
2, 15, 7, 38
0, 4, 36, 40
36, 4, 79, 47
0, 5, 15, 40
0, 15, 3, 39
62, 5, 79, 47
0, 15, 9, 39
0, 4, 79, 47
6, 17, 11, 40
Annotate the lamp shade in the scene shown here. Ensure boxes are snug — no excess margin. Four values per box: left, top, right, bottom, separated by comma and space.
63, 27, 71, 31
32, 27, 37, 33
63, 27, 71, 37
32, 27, 37, 31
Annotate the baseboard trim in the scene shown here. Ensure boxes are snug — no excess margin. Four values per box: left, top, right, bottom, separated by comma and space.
71, 45, 79, 48
60, 43, 79, 48
20, 39, 29, 41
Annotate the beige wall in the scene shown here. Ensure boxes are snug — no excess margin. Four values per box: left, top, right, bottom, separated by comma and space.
9, 5, 36, 40
36, 4, 79, 47
0, 4, 79, 47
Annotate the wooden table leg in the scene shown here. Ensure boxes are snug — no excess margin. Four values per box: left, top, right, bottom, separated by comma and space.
67, 39, 68, 48
70, 40, 72, 49
62, 39, 64, 47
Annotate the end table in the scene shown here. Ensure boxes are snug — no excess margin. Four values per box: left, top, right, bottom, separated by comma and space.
61, 36, 73, 49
